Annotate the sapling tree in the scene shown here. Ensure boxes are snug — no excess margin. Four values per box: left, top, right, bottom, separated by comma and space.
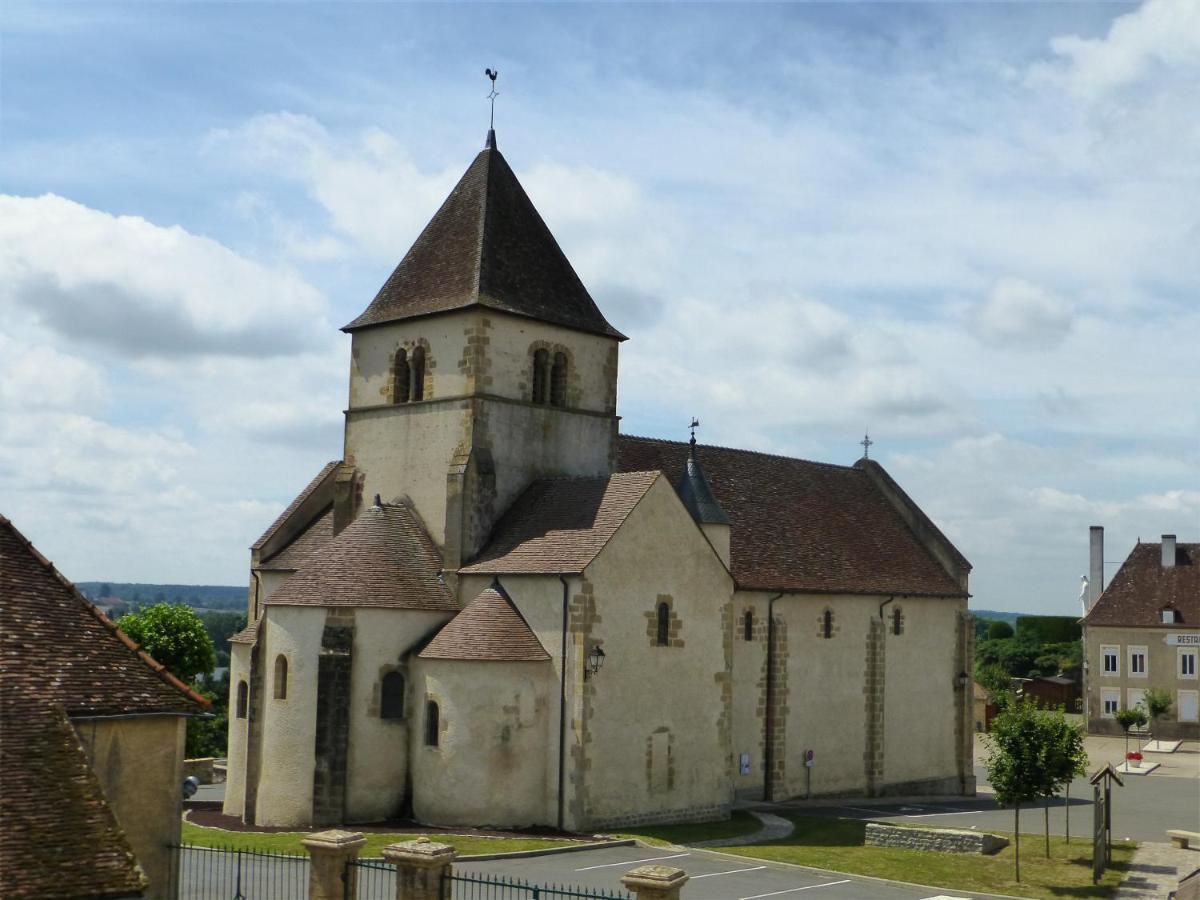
1114, 706, 1148, 761
1143, 689, 1172, 744
1039, 708, 1088, 855
985, 698, 1047, 882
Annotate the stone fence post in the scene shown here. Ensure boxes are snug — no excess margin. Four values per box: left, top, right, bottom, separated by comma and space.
302, 829, 367, 900
382, 837, 458, 900
621, 865, 689, 900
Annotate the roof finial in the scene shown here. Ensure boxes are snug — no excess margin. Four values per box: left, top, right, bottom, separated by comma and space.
860, 430, 874, 460
689, 417, 700, 452
485, 68, 499, 149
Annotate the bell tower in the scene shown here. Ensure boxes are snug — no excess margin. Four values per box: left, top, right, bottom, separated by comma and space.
340, 131, 625, 573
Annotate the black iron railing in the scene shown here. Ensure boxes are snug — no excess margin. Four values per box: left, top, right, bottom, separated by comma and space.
167, 843, 309, 900
441, 870, 632, 899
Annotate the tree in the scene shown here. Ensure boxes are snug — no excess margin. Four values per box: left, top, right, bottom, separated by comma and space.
985, 698, 1048, 881
1143, 689, 1172, 743
976, 665, 1014, 712
1114, 706, 1148, 761
987, 620, 1015, 640
118, 603, 216, 684
1038, 708, 1088, 855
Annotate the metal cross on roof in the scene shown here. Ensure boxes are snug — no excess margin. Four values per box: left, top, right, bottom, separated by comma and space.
861, 430, 874, 459
485, 68, 499, 129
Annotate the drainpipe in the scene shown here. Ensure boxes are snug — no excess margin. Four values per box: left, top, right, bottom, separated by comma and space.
878, 595, 895, 622
557, 575, 571, 831
762, 592, 784, 801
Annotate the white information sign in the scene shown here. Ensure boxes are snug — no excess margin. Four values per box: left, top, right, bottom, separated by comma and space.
1164, 633, 1200, 646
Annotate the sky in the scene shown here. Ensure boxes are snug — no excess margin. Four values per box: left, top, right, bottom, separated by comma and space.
1, 1, 1196, 614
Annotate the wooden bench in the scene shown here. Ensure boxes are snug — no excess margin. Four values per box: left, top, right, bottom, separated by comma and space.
1168, 829, 1200, 849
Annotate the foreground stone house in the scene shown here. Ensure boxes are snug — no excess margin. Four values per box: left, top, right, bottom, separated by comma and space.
0, 516, 209, 900
224, 129, 974, 831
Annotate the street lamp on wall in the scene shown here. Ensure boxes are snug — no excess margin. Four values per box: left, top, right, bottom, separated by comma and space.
956, 670, 970, 690
584, 645, 606, 681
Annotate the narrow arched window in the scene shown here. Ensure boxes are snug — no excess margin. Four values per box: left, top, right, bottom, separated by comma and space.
410, 346, 425, 401
532, 349, 549, 404
550, 352, 568, 407
823, 610, 833, 639
273, 655, 288, 700
892, 607, 904, 636
656, 602, 670, 647
393, 349, 410, 404
236, 680, 249, 719
744, 610, 754, 641
381, 671, 405, 720
425, 701, 440, 747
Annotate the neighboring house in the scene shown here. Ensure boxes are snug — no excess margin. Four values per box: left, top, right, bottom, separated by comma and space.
223, 129, 975, 831
1082, 528, 1199, 738
1024, 675, 1081, 712
0, 516, 209, 900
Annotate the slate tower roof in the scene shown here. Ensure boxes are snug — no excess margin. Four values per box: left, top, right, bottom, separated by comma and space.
676, 438, 730, 526
344, 136, 625, 340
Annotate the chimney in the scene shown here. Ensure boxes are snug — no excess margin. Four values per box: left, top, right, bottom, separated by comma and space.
1089, 526, 1104, 607
1162, 534, 1177, 569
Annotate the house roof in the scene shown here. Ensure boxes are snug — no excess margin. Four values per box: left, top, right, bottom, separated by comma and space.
251, 460, 340, 551
266, 501, 458, 611
229, 615, 261, 645
1082, 541, 1199, 628
419, 584, 551, 662
342, 140, 625, 340
616, 436, 966, 596
0, 700, 147, 900
259, 507, 333, 572
0, 516, 209, 717
459, 471, 660, 575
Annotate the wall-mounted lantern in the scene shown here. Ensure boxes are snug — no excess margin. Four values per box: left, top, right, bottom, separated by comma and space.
956, 670, 971, 690
584, 645, 606, 681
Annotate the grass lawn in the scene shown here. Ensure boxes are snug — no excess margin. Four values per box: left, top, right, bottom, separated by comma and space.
720, 815, 1135, 899
609, 810, 762, 847
180, 821, 583, 858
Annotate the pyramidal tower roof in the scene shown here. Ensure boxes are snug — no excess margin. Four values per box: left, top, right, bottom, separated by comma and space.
344, 134, 625, 340
676, 438, 730, 526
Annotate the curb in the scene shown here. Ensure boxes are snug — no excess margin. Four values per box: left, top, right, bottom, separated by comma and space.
457, 838, 637, 862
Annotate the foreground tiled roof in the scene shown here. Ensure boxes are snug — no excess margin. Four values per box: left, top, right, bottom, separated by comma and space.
1083, 541, 1199, 628
260, 507, 333, 572
343, 140, 624, 340
0, 517, 210, 717
229, 615, 261, 645
616, 437, 966, 596
420, 585, 550, 662
252, 460, 340, 551
0, 701, 147, 899
460, 472, 660, 575
266, 502, 458, 611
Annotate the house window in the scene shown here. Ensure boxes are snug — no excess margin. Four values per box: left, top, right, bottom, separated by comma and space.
410, 346, 426, 401
392, 349, 410, 404
236, 680, 249, 719
1162, 608, 1179, 624
425, 701, 440, 747
1181, 649, 1198, 680
1129, 646, 1148, 677
892, 607, 904, 636
1101, 645, 1119, 676
656, 602, 670, 647
822, 610, 833, 639
273, 655, 288, 700
550, 352, 568, 407
1101, 688, 1120, 718
743, 610, 754, 642
531, 349, 549, 404
381, 671, 405, 719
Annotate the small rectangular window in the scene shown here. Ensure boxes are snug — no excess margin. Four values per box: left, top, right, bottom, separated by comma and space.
1101, 646, 1119, 675
1181, 649, 1197, 679
1101, 689, 1120, 717
1129, 646, 1148, 677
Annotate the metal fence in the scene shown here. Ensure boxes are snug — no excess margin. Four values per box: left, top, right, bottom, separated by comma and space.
441, 870, 632, 900
167, 843, 310, 900
347, 857, 396, 900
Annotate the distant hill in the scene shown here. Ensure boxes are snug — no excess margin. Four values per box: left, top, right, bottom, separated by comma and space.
76, 582, 247, 612
970, 608, 1023, 627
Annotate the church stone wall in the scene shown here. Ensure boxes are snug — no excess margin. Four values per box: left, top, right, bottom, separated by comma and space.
731, 592, 769, 799
223, 641, 252, 819
349, 313, 472, 407
574, 476, 734, 829
411, 657, 556, 827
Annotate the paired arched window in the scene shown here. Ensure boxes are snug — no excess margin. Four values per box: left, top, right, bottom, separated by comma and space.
425, 701, 440, 747
892, 607, 904, 636
392, 349, 410, 404
550, 352, 568, 407
656, 602, 670, 647
531, 348, 568, 407
822, 609, 833, 639
392, 345, 429, 404
532, 349, 549, 404
273, 655, 288, 700
236, 680, 249, 719
381, 671, 405, 720
743, 610, 754, 641
410, 346, 425, 401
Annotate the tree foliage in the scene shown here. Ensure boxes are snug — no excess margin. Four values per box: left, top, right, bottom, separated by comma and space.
1113, 706, 1147, 733
987, 620, 1015, 640
1143, 688, 1172, 735
118, 603, 216, 684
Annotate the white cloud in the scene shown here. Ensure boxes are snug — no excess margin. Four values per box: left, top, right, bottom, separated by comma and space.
972, 278, 1073, 349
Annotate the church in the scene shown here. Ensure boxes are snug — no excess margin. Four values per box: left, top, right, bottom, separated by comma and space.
223, 126, 975, 831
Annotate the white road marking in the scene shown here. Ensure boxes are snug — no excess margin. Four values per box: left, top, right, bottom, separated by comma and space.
575, 852, 690, 871
921, 896, 972, 899
902, 810, 983, 818
842, 806, 894, 816
739, 880, 851, 898
691, 866, 768, 879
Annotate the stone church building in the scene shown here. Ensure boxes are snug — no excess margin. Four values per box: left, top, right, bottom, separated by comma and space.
224, 129, 975, 831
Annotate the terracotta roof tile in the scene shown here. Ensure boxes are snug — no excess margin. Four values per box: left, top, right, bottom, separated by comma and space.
260, 507, 333, 571
460, 472, 660, 575
0, 701, 147, 899
420, 584, 551, 662
229, 615, 261, 645
616, 437, 964, 596
1082, 541, 1199, 628
251, 461, 340, 551
266, 502, 458, 611
343, 144, 624, 340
